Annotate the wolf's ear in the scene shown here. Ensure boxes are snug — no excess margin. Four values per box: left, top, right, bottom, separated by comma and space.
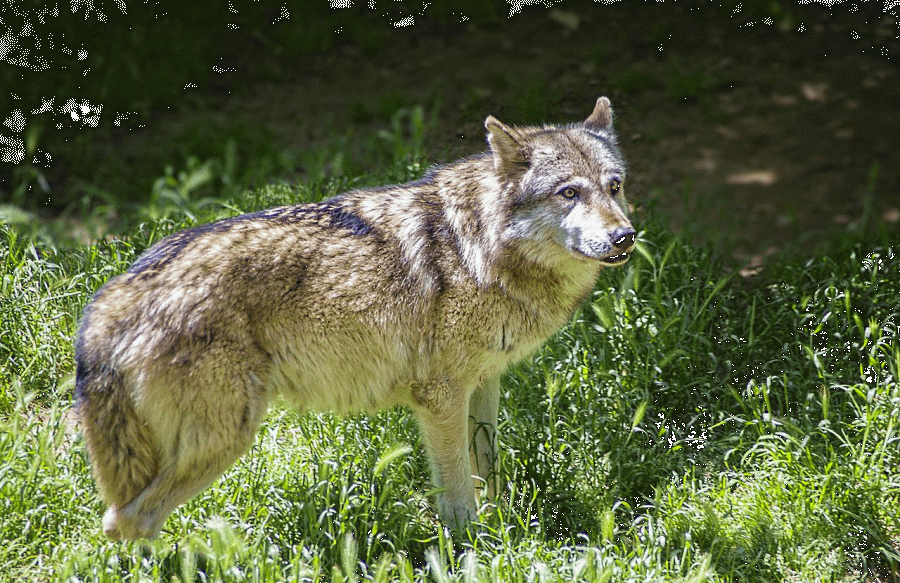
486, 115, 526, 176
584, 96, 614, 133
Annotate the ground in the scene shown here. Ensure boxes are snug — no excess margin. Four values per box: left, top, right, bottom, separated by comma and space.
13, 2, 900, 269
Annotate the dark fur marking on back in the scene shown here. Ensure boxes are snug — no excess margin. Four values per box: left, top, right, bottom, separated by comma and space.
128, 221, 231, 276
128, 199, 373, 277
274, 199, 373, 236
320, 200, 372, 236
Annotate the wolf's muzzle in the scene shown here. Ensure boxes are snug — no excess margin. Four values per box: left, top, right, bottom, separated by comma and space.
612, 228, 636, 250
601, 228, 636, 265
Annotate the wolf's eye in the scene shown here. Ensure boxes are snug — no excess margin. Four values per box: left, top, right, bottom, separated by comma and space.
609, 178, 622, 195
558, 186, 579, 200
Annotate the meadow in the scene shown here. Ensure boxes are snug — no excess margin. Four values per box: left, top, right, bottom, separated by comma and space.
0, 0, 900, 583
1, 109, 898, 582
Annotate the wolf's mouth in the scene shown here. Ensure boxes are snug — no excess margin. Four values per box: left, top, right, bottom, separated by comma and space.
600, 252, 630, 265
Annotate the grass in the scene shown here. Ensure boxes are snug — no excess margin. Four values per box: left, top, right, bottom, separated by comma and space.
1, 2, 447, 218
1, 114, 899, 582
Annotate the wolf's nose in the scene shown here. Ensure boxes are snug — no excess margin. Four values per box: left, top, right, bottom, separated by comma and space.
611, 228, 636, 249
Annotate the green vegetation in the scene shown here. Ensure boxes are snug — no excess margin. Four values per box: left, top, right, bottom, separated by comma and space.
1, 0, 518, 218
1, 108, 898, 582
0, 1, 442, 217
4, 1, 895, 578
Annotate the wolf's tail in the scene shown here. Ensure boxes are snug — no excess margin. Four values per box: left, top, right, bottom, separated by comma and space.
75, 348, 159, 514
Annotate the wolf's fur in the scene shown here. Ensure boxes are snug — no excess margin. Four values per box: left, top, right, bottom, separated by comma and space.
75, 97, 635, 540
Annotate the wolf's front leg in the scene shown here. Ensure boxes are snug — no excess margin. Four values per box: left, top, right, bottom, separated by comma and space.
469, 375, 500, 500
412, 383, 476, 528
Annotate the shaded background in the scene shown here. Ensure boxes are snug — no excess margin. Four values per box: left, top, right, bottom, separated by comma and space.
1, 0, 898, 267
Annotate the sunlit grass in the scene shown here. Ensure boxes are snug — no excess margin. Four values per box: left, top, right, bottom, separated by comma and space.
1, 116, 898, 581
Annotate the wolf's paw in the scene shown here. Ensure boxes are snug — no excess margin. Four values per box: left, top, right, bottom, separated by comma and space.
102, 506, 162, 541
102, 506, 126, 540
439, 500, 478, 531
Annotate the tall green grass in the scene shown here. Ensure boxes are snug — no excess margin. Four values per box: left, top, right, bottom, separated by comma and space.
1, 124, 898, 581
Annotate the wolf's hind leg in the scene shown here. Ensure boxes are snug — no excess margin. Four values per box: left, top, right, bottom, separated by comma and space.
105, 430, 259, 540
104, 347, 271, 540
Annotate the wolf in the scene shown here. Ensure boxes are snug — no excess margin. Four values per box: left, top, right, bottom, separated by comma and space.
75, 96, 635, 540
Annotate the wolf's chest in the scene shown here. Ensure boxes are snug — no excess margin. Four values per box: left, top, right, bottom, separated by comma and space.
468, 292, 573, 366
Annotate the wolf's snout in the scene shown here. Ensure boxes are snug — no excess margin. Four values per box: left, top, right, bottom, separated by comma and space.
611, 228, 636, 250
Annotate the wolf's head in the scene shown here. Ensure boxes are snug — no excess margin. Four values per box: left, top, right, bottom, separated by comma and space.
486, 97, 635, 268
